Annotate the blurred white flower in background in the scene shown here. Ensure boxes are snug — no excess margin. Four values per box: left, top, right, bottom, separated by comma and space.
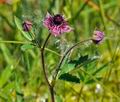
95, 83, 103, 94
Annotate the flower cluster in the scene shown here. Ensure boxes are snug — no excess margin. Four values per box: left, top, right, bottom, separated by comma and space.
22, 12, 104, 44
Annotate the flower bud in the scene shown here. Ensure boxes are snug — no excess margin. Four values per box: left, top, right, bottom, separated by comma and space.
92, 30, 104, 44
22, 20, 32, 32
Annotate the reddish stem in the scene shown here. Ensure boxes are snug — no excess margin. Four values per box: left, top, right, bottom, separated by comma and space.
40, 33, 55, 102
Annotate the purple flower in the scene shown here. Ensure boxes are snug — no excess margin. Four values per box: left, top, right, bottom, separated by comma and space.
22, 20, 32, 32
43, 12, 73, 36
92, 30, 104, 44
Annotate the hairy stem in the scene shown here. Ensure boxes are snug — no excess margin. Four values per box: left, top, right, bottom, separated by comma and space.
53, 39, 92, 82
40, 33, 55, 102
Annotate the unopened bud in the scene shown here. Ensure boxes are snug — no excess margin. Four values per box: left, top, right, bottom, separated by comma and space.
22, 20, 32, 32
92, 30, 104, 44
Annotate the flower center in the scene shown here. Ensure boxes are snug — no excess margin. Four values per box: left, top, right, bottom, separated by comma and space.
53, 14, 64, 25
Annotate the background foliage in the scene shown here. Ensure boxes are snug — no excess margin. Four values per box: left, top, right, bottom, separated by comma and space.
0, 0, 120, 102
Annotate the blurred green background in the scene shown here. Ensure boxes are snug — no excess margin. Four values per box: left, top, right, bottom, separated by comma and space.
0, 0, 120, 102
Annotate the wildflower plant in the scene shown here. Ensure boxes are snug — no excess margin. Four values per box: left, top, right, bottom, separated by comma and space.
14, 12, 105, 102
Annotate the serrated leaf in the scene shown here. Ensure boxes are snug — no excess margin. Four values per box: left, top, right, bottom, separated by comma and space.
21, 44, 34, 51
0, 66, 13, 88
14, 16, 32, 41
59, 73, 80, 83
69, 55, 88, 67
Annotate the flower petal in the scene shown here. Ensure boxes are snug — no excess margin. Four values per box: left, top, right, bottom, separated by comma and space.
50, 26, 61, 36
60, 23, 73, 33
43, 12, 53, 28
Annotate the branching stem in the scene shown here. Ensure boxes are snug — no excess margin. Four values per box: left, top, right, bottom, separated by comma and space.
53, 39, 92, 83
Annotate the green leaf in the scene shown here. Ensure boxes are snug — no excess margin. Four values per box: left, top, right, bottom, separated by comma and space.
59, 73, 80, 83
0, 65, 14, 88
59, 63, 75, 76
21, 44, 34, 51
69, 55, 88, 67
14, 16, 32, 41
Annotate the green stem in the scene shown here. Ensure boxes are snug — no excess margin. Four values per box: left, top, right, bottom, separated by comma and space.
45, 48, 61, 57
0, 40, 31, 44
0, 40, 60, 56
